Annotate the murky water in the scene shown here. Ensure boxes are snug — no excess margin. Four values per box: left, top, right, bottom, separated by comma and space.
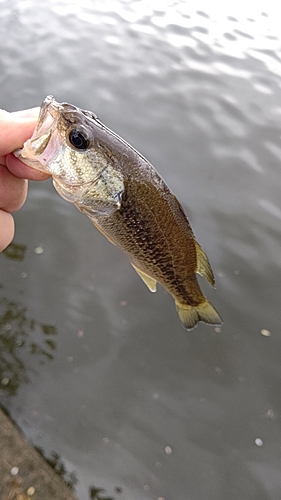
1, 1, 281, 499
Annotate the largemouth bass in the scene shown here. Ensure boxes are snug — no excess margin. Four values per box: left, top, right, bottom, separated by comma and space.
15, 96, 222, 330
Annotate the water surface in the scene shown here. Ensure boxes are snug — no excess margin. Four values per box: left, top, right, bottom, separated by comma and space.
1, 1, 281, 499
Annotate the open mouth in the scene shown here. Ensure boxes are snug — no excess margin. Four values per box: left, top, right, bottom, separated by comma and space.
30, 97, 60, 152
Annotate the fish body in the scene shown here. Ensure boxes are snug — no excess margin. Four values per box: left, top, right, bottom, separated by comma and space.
15, 96, 222, 330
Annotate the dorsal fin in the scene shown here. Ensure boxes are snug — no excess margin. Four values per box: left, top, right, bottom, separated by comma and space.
131, 264, 157, 292
194, 241, 215, 287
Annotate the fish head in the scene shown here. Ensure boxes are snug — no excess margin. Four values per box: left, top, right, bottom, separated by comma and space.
15, 95, 110, 202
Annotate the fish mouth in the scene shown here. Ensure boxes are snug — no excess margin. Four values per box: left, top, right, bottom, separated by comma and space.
16, 96, 88, 167
29, 96, 60, 154
14, 96, 63, 171
37, 95, 58, 125
15, 96, 101, 184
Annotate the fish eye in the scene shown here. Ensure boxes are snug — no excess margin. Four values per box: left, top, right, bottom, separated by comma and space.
69, 129, 89, 150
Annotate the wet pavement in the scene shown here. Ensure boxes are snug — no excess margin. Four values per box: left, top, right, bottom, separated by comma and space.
0, 408, 77, 500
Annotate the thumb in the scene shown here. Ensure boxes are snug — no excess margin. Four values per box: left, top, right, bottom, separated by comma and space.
0, 108, 39, 157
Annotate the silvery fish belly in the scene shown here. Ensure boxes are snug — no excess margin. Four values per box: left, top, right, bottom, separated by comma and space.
15, 95, 222, 330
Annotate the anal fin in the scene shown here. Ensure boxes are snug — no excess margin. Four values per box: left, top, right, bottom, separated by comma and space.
131, 264, 157, 293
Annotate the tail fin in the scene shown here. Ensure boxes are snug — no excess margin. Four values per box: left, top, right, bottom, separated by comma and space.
175, 299, 222, 331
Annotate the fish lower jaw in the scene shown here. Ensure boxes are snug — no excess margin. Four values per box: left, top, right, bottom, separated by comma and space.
52, 178, 87, 203
14, 150, 45, 172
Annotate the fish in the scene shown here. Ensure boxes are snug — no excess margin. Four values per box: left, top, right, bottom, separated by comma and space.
15, 95, 222, 330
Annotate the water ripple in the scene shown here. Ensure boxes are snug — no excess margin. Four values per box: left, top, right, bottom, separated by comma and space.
259, 199, 281, 221
2, 1, 281, 499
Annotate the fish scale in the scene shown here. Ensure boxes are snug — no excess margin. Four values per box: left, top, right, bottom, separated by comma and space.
15, 95, 222, 330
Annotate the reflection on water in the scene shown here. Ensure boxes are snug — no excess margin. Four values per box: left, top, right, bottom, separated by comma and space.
35, 447, 78, 492
3, 242, 27, 262
35, 448, 124, 499
0, 285, 57, 397
89, 485, 122, 500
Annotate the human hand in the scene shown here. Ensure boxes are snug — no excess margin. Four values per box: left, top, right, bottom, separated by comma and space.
0, 107, 51, 252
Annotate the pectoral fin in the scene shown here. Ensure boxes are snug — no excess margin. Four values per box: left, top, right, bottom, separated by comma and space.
131, 264, 157, 292
194, 241, 215, 287
76, 166, 124, 217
